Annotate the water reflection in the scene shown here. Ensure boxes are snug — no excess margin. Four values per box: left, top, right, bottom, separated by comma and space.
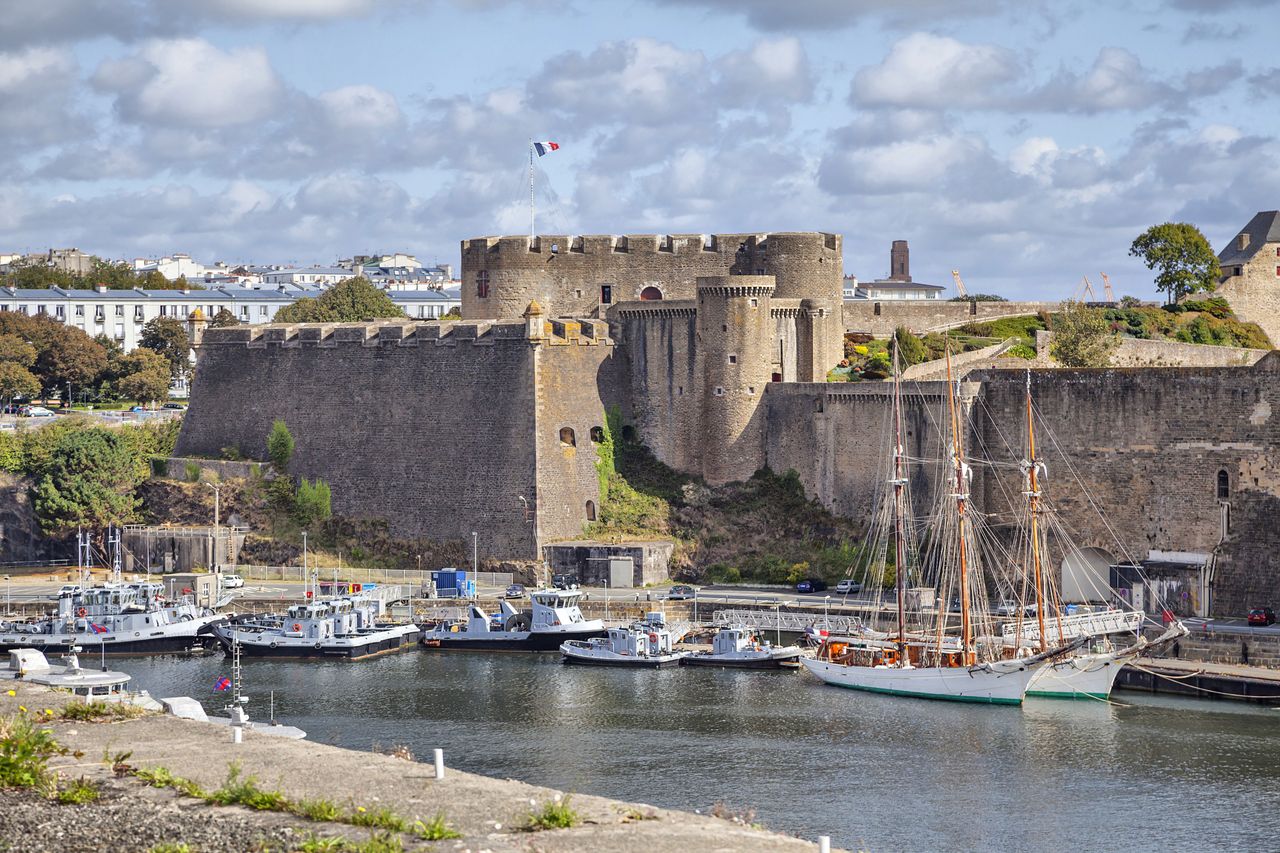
124, 653, 1280, 852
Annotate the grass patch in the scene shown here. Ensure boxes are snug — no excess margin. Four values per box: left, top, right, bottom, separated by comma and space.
297, 837, 347, 853
208, 762, 289, 811
146, 845, 193, 853
55, 776, 100, 804
294, 797, 343, 822
0, 713, 61, 792
413, 814, 462, 841
59, 701, 146, 722
134, 765, 206, 799
349, 805, 408, 832
297, 835, 404, 853
523, 794, 581, 831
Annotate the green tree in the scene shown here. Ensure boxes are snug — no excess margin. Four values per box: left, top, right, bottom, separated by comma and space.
1129, 222, 1221, 304
893, 326, 929, 366
267, 419, 295, 472
0, 361, 40, 406
273, 277, 404, 323
1049, 301, 1119, 368
0, 334, 37, 367
138, 270, 168, 289
31, 429, 142, 536
209, 308, 239, 327
115, 349, 170, 404
139, 317, 191, 384
0, 264, 78, 289
87, 259, 140, 290
172, 274, 203, 290
293, 478, 332, 528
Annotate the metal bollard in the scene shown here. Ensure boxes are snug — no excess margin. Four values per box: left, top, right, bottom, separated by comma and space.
818, 836, 830, 853
433, 748, 444, 780
232, 726, 242, 744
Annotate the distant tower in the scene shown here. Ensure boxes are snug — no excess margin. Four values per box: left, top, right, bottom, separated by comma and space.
696, 275, 775, 485
890, 240, 911, 282
187, 307, 208, 347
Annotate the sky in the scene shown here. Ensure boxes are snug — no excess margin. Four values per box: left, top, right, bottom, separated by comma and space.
1, 0, 1278, 299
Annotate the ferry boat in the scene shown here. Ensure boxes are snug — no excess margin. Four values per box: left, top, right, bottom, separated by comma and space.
212, 595, 419, 659
560, 614, 688, 668
420, 587, 604, 651
0, 581, 224, 656
682, 626, 804, 670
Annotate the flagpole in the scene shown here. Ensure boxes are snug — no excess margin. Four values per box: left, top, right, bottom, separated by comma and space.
529, 139, 535, 238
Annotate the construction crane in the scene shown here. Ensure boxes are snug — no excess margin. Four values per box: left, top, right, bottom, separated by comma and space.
1099, 272, 1115, 302
1072, 275, 1096, 302
950, 269, 968, 298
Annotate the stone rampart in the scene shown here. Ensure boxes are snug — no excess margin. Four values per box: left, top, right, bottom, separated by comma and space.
843, 300, 1059, 337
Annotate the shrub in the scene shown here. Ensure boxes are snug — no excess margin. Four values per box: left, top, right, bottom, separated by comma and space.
0, 713, 60, 792
294, 478, 333, 528
524, 794, 581, 831
413, 814, 463, 841
294, 797, 343, 822
267, 419, 294, 472
184, 461, 201, 482
349, 806, 408, 832
59, 701, 145, 722
208, 762, 289, 811
55, 776, 100, 804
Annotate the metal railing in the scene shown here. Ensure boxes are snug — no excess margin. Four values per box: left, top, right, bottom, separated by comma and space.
712, 608, 863, 634
232, 565, 514, 588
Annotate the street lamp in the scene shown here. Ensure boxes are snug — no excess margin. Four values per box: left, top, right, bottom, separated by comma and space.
824, 594, 831, 629
471, 531, 478, 599
204, 482, 221, 575
302, 531, 308, 597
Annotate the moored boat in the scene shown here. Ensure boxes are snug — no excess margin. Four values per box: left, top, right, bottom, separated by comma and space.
561, 616, 688, 668
420, 588, 604, 651
213, 595, 419, 659
682, 626, 804, 670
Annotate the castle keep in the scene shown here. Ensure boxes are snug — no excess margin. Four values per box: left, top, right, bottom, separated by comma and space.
176, 227, 1280, 615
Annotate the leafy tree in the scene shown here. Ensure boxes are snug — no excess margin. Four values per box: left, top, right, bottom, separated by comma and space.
948, 293, 1007, 302
0, 264, 78, 289
0, 334, 37, 367
138, 269, 168, 289
267, 419, 295, 472
294, 478, 332, 528
0, 313, 107, 395
115, 349, 170, 404
87, 259, 141, 290
893, 326, 929, 366
209, 308, 239, 327
0, 362, 40, 406
31, 429, 142, 536
273, 277, 404, 323
1129, 222, 1221, 304
139, 317, 191, 384
1049, 301, 1119, 368
173, 274, 203, 290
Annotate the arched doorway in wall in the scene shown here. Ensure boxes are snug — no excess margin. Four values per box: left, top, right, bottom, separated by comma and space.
639, 286, 663, 301
1060, 546, 1115, 604
585, 500, 596, 522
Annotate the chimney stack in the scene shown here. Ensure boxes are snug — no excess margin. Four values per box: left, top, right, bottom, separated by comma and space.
889, 240, 911, 282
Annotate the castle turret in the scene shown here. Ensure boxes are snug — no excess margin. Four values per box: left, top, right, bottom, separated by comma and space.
696, 276, 775, 484
890, 240, 911, 281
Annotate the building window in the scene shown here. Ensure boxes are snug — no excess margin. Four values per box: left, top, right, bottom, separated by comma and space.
75, 305, 84, 317
240, 306, 250, 319
728, 354, 737, 364
260, 306, 268, 317
749, 298, 758, 308
574, 289, 582, 299
714, 386, 724, 396
639, 286, 663, 301
36, 305, 46, 315
601, 285, 612, 304
160, 305, 168, 317
589, 426, 605, 443
559, 427, 576, 447
54, 306, 65, 319
747, 386, 756, 395
134, 306, 145, 320
585, 500, 596, 522
115, 305, 124, 316
1217, 469, 1230, 500
476, 270, 490, 299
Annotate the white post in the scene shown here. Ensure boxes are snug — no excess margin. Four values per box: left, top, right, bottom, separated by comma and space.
433, 748, 444, 780
471, 531, 478, 599
818, 836, 831, 853
302, 531, 308, 599
232, 725, 242, 744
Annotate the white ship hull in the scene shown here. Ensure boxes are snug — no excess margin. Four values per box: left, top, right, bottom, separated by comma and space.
1026, 651, 1124, 699
802, 657, 1043, 705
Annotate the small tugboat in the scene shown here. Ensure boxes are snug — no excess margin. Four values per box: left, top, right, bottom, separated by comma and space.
560, 613, 689, 668
420, 587, 604, 651
212, 594, 419, 659
682, 626, 804, 670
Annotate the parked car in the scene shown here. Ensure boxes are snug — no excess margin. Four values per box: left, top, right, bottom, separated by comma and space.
219, 574, 245, 589
796, 578, 828, 593
504, 583, 526, 599
835, 579, 862, 595
129, 405, 147, 412
162, 402, 188, 410
551, 574, 578, 589
1248, 607, 1275, 627
48, 584, 82, 600
21, 406, 55, 418
666, 584, 697, 600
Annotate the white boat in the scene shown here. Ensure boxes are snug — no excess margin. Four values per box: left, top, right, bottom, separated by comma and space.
683, 626, 804, 670
561, 614, 688, 668
421, 588, 604, 651
0, 647, 156, 704
0, 581, 224, 656
803, 652, 1045, 704
213, 595, 419, 659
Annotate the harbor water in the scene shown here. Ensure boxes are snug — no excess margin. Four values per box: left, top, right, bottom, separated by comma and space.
125, 652, 1280, 852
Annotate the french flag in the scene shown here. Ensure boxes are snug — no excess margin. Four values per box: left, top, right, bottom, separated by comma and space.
214, 676, 231, 692
533, 141, 560, 157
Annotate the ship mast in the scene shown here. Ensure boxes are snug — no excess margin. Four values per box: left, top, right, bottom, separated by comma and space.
1023, 371, 1049, 651
890, 342, 908, 666
944, 346, 973, 664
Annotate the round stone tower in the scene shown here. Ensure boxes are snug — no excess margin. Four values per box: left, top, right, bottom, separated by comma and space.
696, 275, 775, 485
756, 232, 845, 379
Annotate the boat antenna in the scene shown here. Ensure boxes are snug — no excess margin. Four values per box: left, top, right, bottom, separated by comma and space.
1023, 369, 1050, 652
944, 340, 974, 664
109, 525, 122, 586
890, 338, 909, 666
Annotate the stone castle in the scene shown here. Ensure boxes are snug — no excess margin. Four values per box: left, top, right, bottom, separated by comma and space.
177, 218, 1280, 616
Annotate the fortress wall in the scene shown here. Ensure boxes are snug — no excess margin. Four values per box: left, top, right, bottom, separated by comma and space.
612, 303, 701, 473
177, 321, 543, 557
533, 321, 625, 545
844, 300, 1060, 336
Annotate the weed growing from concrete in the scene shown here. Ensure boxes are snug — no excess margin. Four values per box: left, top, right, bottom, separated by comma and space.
0, 712, 61, 792
523, 794, 581, 831
412, 814, 462, 841
349, 805, 407, 832
134, 765, 207, 799
294, 797, 343, 822
296, 834, 404, 853
55, 776, 100, 804
296, 837, 346, 852
208, 762, 289, 811
146, 844, 193, 853
60, 701, 145, 722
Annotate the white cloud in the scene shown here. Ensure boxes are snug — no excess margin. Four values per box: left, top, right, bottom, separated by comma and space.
92, 39, 284, 128
852, 33, 1023, 109
0, 46, 84, 150
319, 85, 404, 130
